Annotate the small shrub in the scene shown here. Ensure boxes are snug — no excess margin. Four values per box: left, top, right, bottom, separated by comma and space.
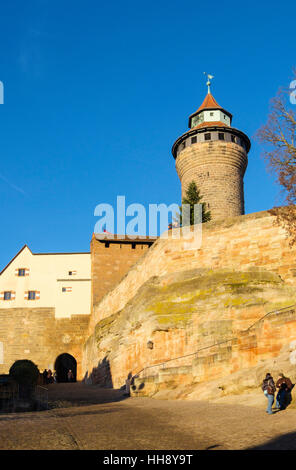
9, 360, 39, 387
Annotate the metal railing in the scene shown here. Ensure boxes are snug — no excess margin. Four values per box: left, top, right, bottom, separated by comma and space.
134, 303, 296, 379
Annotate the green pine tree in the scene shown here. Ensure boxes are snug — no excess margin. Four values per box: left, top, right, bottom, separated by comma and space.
176, 181, 211, 226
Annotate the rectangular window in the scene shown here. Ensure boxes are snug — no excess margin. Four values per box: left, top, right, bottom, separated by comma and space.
68, 270, 77, 276
210, 112, 214, 116
62, 287, 72, 292
28, 291, 36, 300
181, 141, 186, 149
218, 133, 225, 140
18, 269, 25, 277
191, 136, 197, 144
204, 133, 211, 141
231, 135, 236, 143
4, 291, 11, 300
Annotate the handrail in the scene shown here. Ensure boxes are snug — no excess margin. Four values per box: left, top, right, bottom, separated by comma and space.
134, 303, 296, 378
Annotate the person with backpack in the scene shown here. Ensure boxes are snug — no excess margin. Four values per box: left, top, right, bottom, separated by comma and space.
275, 373, 293, 410
261, 373, 276, 414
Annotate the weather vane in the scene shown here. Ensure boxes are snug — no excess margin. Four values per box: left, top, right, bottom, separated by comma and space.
204, 72, 214, 94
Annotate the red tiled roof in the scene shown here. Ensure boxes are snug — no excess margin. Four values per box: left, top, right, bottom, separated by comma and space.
196, 93, 222, 112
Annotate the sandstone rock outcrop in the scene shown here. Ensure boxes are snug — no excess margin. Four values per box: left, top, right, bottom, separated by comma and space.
83, 211, 296, 400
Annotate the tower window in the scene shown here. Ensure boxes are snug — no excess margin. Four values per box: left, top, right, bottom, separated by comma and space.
218, 133, 225, 140
191, 136, 197, 144
210, 112, 214, 116
231, 135, 236, 143
4, 291, 12, 300
204, 133, 211, 141
181, 142, 186, 150
18, 268, 25, 277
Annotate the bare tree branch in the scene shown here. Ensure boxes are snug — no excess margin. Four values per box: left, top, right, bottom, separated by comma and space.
255, 71, 296, 244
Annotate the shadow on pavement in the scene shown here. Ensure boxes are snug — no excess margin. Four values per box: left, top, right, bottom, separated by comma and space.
247, 431, 296, 450
47, 382, 128, 409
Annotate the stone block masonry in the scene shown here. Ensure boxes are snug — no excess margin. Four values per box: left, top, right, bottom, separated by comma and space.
89, 211, 296, 329
83, 210, 296, 387
91, 234, 155, 308
175, 141, 247, 220
0, 307, 90, 378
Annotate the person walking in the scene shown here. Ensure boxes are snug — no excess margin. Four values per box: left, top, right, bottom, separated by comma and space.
67, 369, 74, 382
42, 369, 48, 385
47, 369, 53, 384
262, 373, 276, 415
276, 373, 293, 410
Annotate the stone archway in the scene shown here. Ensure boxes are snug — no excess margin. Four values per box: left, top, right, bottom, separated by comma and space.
54, 353, 77, 383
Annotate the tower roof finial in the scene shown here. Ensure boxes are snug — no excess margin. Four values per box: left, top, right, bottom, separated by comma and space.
204, 72, 214, 94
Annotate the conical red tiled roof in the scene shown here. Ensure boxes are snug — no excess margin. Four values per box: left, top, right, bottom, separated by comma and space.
188, 92, 232, 128
196, 93, 222, 112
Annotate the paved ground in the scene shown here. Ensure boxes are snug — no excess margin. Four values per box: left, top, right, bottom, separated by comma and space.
0, 382, 296, 450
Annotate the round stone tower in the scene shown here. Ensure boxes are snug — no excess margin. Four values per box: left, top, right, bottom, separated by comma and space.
172, 86, 251, 221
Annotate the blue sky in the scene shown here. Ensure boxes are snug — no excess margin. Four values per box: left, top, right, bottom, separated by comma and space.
0, 0, 295, 268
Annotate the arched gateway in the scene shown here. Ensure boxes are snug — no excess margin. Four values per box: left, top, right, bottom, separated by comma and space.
54, 353, 77, 383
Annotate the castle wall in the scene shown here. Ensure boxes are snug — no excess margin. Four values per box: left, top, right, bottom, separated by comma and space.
0, 307, 90, 378
175, 141, 247, 220
91, 236, 153, 309
83, 210, 296, 386
89, 211, 296, 329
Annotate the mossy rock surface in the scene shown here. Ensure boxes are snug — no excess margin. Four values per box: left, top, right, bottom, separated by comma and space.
89, 267, 296, 380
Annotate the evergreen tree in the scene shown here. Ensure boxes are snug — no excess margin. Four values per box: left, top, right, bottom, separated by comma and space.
176, 181, 211, 226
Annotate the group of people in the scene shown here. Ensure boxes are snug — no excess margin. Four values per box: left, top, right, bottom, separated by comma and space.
42, 369, 75, 384
42, 369, 57, 385
262, 372, 293, 414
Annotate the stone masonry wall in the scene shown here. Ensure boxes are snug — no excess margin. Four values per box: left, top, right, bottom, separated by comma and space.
91, 236, 152, 307
88, 210, 296, 332
0, 307, 90, 379
175, 141, 248, 220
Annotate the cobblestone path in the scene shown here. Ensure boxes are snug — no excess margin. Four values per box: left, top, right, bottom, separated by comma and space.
0, 383, 296, 450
